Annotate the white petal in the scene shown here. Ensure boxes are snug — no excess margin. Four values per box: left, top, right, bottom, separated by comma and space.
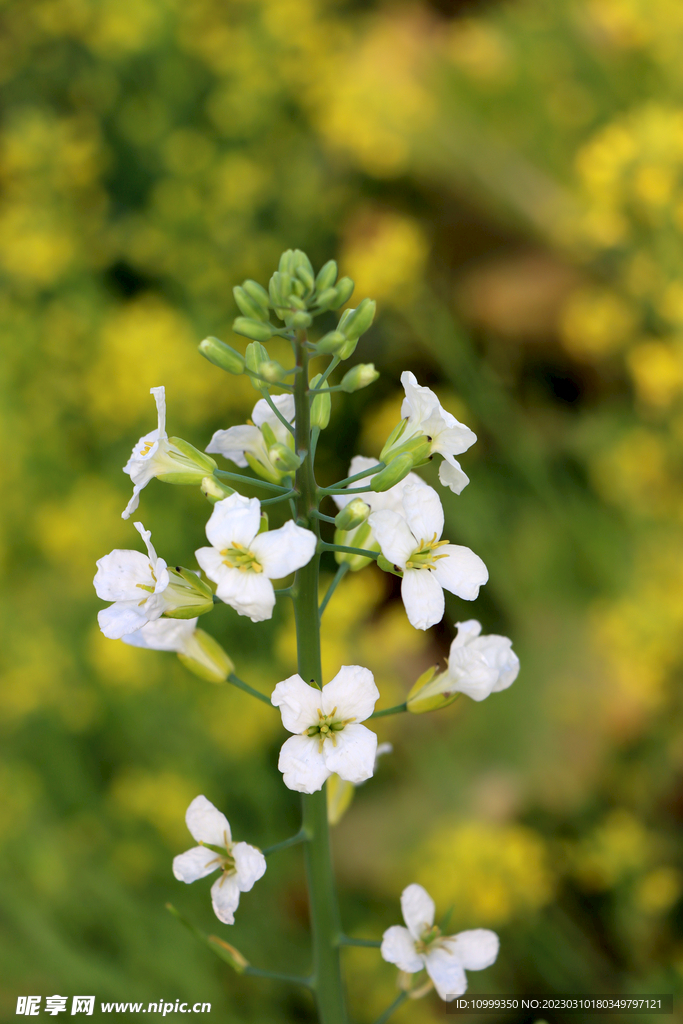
430, 417, 477, 457
367, 510, 416, 568
331, 457, 377, 510
185, 795, 231, 847
150, 385, 167, 437
438, 456, 470, 495
401, 883, 435, 939
93, 549, 153, 602
446, 646, 500, 701
133, 521, 158, 565
322, 724, 377, 785
252, 393, 295, 430
446, 929, 499, 971
433, 545, 488, 601
217, 569, 276, 622
369, 471, 431, 515
380, 926, 424, 973
211, 872, 241, 925
277, 734, 331, 793
451, 620, 482, 647
321, 665, 379, 723
401, 482, 444, 542
232, 842, 266, 891
172, 846, 221, 883
251, 521, 317, 579
424, 946, 468, 1001
122, 483, 144, 520
205, 425, 264, 467
271, 674, 323, 733
204, 493, 261, 549
470, 635, 520, 692
121, 617, 198, 652
194, 545, 226, 584
400, 371, 440, 426
98, 601, 156, 640
401, 569, 444, 630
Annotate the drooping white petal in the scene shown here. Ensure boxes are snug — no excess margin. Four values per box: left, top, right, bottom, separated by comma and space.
217, 568, 276, 622
438, 455, 470, 495
322, 723, 377, 785
401, 482, 444, 542
424, 946, 468, 1001
204, 493, 261, 550
446, 646, 500, 701
278, 734, 331, 793
172, 846, 222, 883
232, 842, 267, 891
205, 424, 264, 467
471, 636, 520, 693
93, 549, 153, 602
150, 385, 167, 437
251, 520, 317, 580
321, 666, 379, 724
429, 413, 477, 457
400, 371, 440, 427
445, 929, 499, 971
121, 617, 198, 652
380, 925, 424, 974
401, 569, 445, 631
252, 393, 296, 433
98, 601, 160, 640
133, 521, 158, 564
271, 674, 324, 734
185, 795, 232, 847
451, 620, 483, 647
401, 883, 435, 939
368, 510, 416, 569
433, 545, 488, 601
194, 545, 226, 583
210, 872, 241, 925
122, 483, 145, 520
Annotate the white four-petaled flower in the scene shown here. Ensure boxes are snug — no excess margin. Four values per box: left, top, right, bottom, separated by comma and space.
173, 795, 266, 925
195, 492, 316, 622
368, 482, 488, 630
271, 666, 380, 794
444, 619, 520, 701
205, 394, 296, 484
94, 522, 172, 639
381, 884, 499, 1001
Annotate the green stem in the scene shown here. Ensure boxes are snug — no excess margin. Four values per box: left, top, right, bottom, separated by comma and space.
259, 387, 296, 435
328, 463, 384, 489
372, 992, 408, 1024
319, 563, 350, 619
227, 672, 273, 706
263, 828, 309, 857
261, 490, 297, 506
244, 368, 295, 391
293, 331, 347, 1024
320, 485, 379, 495
368, 702, 408, 719
243, 965, 313, 988
310, 510, 338, 524
319, 542, 379, 560
214, 469, 290, 493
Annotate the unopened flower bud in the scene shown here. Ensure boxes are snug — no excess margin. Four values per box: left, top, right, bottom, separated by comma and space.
201, 475, 234, 504
335, 498, 370, 531
291, 310, 312, 329
340, 363, 379, 393
315, 287, 339, 310
406, 665, 460, 714
268, 442, 301, 473
315, 330, 347, 355
370, 453, 414, 492
315, 259, 338, 293
333, 521, 377, 571
338, 298, 376, 341
279, 249, 296, 274
198, 336, 245, 375
327, 774, 355, 826
207, 936, 250, 973
332, 276, 354, 308
242, 278, 270, 310
295, 265, 315, 293
245, 341, 270, 390
233, 285, 269, 322
232, 317, 273, 342
155, 438, 217, 484
269, 271, 292, 309
259, 359, 286, 383
163, 567, 216, 618
310, 373, 331, 429
177, 628, 235, 683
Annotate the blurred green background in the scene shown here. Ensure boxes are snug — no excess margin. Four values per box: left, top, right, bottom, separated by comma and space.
3, 0, 683, 1020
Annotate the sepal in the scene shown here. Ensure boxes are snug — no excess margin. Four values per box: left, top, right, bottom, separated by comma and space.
163, 567, 215, 618
201, 476, 235, 504
370, 453, 414, 492
407, 665, 462, 714
154, 438, 217, 484
340, 363, 379, 393
233, 317, 274, 342
177, 628, 235, 683
335, 498, 370, 531
310, 373, 331, 428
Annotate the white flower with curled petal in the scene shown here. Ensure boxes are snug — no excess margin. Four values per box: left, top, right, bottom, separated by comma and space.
205, 394, 296, 484
381, 884, 499, 1001
94, 522, 171, 640
381, 373, 477, 495
195, 493, 316, 622
368, 482, 488, 631
271, 666, 380, 794
172, 795, 266, 925
445, 620, 520, 701
122, 386, 217, 519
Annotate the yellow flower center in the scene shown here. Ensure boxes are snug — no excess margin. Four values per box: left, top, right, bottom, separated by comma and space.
140, 440, 155, 456
415, 924, 442, 954
201, 831, 236, 881
305, 706, 357, 752
221, 542, 263, 573
405, 534, 449, 570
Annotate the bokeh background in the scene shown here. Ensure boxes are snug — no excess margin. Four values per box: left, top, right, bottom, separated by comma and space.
3, 0, 683, 1020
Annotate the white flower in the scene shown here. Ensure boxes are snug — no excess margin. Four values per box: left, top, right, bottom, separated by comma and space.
368, 482, 488, 631
382, 373, 477, 495
122, 386, 216, 519
172, 795, 266, 925
94, 522, 171, 639
205, 394, 296, 483
445, 620, 520, 701
381, 884, 499, 1001
122, 618, 234, 683
122, 617, 198, 651
271, 666, 380, 794
195, 493, 316, 622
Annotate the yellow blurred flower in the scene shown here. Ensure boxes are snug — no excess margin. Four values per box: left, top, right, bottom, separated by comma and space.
340, 210, 429, 308
634, 866, 682, 915
560, 286, 637, 359
109, 768, 200, 846
627, 340, 683, 408
568, 810, 653, 891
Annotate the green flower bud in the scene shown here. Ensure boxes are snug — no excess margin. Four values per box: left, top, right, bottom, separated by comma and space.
233, 285, 269, 322
310, 373, 331, 429
382, 432, 432, 467
163, 566, 215, 619
332, 276, 355, 308
198, 336, 245, 375
269, 271, 292, 309
201, 475, 235, 504
315, 287, 339, 310
295, 264, 315, 293
232, 317, 273, 342
340, 363, 380, 393
206, 936, 249, 973
377, 554, 403, 577
379, 418, 408, 460
155, 438, 217, 484
292, 249, 314, 278
278, 249, 296, 275
315, 330, 347, 355
339, 298, 376, 341
315, 259, 338, 293
339, 336, 359, 359
259, 359, 286, 383
245, 341, 270, 390
370, 452, 414, 492
291, 311, 312, 329
268, 442, 301, 473
334, 521, 377, 571
177, 628, 235, 684
242, 279, 271, 310
407, 665, 461, 714
335, 497, 370, 531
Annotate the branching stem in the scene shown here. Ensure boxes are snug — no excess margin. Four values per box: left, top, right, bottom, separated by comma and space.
319, 563, 350, 619
369, 702, 408, 719
259, 387, 296, 436
214, 469, 290, 494
338, 936, 382, 948
372, 992, 408, 1024
227, 672, 273, 707
319, 542, 379, 560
